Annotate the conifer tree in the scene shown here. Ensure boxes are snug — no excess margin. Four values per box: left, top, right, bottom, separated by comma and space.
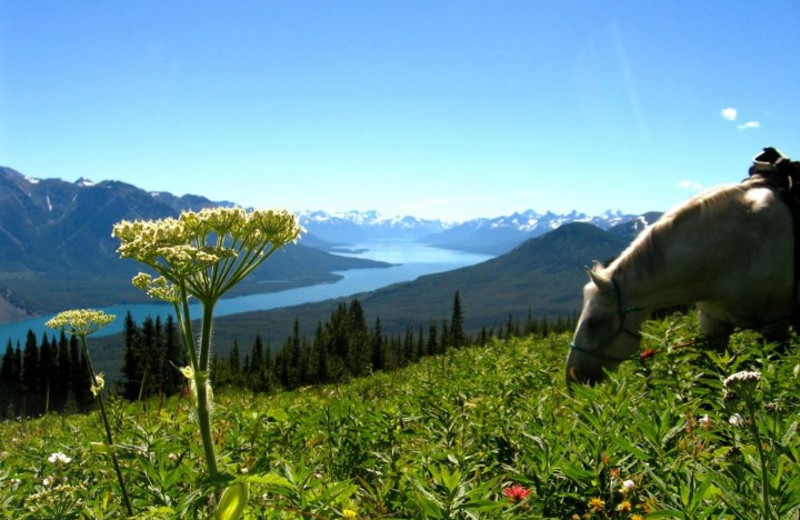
11, 343, 23, 417
54, 332, 72, 413
21, 330, 40, 417
121, 312, 142, 400
38, 334, 56, 414
0, 341, 13, 419
371, 317, 384, 372
427, 320, 439, 356
450, 291, 465, 348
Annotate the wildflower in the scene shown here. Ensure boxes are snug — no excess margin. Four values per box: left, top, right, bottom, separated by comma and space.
620, 479, 636, 494
640, 349, 657, 361
723, 370, 761, 391
48, 452, 72, 465
765, 401, 780, 414
588, 497, 605, 512
698, 414, 711, 430
631, 515, 644, 520
729, 413, 745, 428
90, 372, 105, 397
342, 509, 358, 519
168, 453, 179, 463
616, 500, 632, 512
503, 484, 532, 502
42, 475, 57, 487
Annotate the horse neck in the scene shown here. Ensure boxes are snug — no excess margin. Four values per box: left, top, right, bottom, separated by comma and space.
608, 222, 721, 312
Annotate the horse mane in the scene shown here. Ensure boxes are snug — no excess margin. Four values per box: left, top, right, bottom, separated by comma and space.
599, 181, 752, 282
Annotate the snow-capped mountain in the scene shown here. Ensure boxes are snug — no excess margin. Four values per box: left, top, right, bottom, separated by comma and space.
298, 208, 650, 254
298, 210, 449, 243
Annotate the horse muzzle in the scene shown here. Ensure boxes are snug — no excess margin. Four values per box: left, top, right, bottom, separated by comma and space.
565, 349, 608, 386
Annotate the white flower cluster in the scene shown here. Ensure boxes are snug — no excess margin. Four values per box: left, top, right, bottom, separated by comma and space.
113, 207, 303, 301
45, 309, 115, 337
723, 370, 762, 389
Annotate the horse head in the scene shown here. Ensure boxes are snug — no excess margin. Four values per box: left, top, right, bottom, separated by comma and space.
567, 266, 646, 385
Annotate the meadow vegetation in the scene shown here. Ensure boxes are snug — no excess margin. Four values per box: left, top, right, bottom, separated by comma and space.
1, 312, 798, 519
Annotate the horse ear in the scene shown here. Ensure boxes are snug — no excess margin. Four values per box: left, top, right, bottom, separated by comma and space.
586, 266, 612, 291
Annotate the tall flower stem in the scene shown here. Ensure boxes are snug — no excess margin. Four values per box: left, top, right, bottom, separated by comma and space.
81, 336, 134, 516
195, 300, 218, 477
745, 398, 773, 519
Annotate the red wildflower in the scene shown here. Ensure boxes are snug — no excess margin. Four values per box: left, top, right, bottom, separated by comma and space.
503, 485, 532, 502
640, 349, 657, 361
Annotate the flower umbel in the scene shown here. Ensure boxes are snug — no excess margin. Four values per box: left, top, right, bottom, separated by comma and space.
45, 309, 115, 337
723, 370, 761, 391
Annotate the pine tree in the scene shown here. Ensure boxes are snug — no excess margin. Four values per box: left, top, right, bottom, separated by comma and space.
38, 333, 56, 414
121, 312, 142, 400
450, 291, 465, 348
54, 332, 72, 413
10, 343, 23, 417
427, 320, 439, 356
21, 330, 40, 417
371, 317, 384, 372
0, 341, 13, 419
228, 338, 241, 386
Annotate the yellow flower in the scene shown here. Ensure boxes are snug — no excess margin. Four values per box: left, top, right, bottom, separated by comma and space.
588, 497, 605, 512
630, 515, 644, 520
342, 509, 357, 519
616, 500, 632, 512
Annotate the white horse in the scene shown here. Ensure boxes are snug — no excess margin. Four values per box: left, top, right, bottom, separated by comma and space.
567, 172, 798, 384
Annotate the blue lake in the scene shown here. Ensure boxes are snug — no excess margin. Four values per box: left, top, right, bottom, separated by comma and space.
0, 240, 492, 346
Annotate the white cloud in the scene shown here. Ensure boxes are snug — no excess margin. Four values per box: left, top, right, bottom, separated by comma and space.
676, 180, 703, 191
721, 107, 738, 121
737, 121, 761, 130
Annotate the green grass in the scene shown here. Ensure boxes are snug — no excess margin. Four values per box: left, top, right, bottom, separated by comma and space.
1, 312, 799, 519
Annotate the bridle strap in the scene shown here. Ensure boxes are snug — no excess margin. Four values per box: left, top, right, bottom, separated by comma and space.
570, 277, 644, 363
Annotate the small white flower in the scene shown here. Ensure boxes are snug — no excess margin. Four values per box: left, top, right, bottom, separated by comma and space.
699, 415, 711, 428
620, 479, 635, 494
729, 413, 745, 428
42, 475, 57, 487
47, 452, 71, 465
168, 452, 179, 463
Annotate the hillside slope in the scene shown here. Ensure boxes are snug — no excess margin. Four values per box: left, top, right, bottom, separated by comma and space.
207, 223, 630, 347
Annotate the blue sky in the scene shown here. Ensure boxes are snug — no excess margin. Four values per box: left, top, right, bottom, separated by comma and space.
1, 1, 799, 221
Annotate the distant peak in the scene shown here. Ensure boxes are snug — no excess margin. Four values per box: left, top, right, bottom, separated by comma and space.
75, 177, 96, 187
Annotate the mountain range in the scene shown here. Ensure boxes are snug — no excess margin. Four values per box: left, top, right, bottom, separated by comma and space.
0, 166, 660, 325
0, 167, 388, 321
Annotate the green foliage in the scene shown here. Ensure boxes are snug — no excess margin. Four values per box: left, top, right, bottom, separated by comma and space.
1, 312, 799, 518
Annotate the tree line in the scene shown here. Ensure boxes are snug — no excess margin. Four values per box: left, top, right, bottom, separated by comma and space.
1, 291, 577, 417
0, 330, 95, 419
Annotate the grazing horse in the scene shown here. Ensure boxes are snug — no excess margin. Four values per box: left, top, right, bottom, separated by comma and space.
567, 157, 800, 384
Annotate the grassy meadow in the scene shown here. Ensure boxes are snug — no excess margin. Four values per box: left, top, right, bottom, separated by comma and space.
1, 312, 798, 519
